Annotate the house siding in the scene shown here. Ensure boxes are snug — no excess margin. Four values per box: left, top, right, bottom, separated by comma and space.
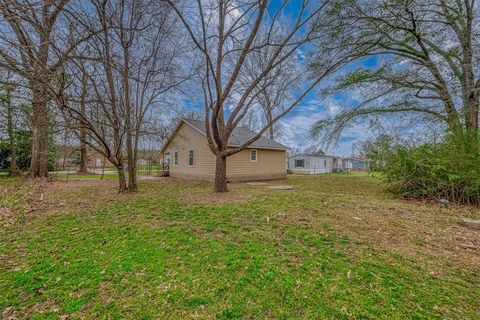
163, 123, 216, 181
309, 156, 333, 173
289, 155, 311, 173
163, 122, 287, 182
289, 155, 338, 174
227, 148, 287, 181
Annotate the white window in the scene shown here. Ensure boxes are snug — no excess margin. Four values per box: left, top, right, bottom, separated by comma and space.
188, 149, 194, 166
324, 159, 327, 166
174, 151, 179, 166
295, 159, 304, 168
250, 149, 257, 162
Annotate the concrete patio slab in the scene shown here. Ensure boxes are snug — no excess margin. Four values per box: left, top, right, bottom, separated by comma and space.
268, 185, 293, 190
462, 218, 480, 230
246, 182, 268, 186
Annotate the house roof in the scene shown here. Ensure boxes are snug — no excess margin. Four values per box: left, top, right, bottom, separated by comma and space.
347, 156, 370, 162
292, 153, 339, 158
161, 118, 289, 153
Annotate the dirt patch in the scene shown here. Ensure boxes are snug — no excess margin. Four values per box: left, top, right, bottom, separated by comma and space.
0, 179, 120, 227
315, 199, 480, 272
0, 179, 45, 227
52, 179, 117, 187
44, 180, 126, 217
0, 208, 15, 228
138, 175, 169, 181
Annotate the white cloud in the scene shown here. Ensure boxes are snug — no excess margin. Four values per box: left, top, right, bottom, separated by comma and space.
277, 98, 372, 156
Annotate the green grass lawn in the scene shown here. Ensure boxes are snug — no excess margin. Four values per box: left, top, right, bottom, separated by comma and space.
0, 174, 479, 319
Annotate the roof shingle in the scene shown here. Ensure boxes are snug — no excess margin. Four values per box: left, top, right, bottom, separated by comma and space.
183, 118, 289, 150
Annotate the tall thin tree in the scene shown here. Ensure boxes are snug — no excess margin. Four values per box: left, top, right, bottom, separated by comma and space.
167, 0, 364, 192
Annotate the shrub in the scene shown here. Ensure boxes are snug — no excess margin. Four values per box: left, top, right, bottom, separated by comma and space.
0, 130, 57, 173
381, 135, 480, 205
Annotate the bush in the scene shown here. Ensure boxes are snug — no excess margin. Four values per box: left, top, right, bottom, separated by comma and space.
381, 135, 480, 205
0, 130, 57, 173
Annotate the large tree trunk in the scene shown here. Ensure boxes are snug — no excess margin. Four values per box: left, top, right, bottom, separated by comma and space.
29, 87, 49, 178
78, 85, 89, 174
116, 165, 127, 193
266, 109, 274, 140
464, 96, 479, 143
78, 139, 88, 174
125, 95, 137, 191
124, 115, 137, 193
127, 155, 137, 192
121, 36, 137, 192
214, 154, 228, 192
6, 88, 17, 176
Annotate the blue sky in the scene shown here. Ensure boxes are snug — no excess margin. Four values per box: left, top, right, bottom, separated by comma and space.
181, 2, 383, 157
276, 55, 381, 156
266, 3, 382, 156
277, 93, 368, 156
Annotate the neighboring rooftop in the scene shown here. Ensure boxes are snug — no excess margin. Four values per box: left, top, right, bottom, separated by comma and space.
182, 118, 289, 150
347, 156, 370, 162
293, 153, 338, 158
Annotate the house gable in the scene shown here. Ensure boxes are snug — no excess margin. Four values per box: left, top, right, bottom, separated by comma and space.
162, 119, 289, 153
161, 119, 288, 182
162, 121, 216, 179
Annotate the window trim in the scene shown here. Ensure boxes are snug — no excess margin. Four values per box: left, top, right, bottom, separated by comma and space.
250, 149, 257, 162
174, 150, 179, 166
295, 159, 305, 168
188, 149, 194, 166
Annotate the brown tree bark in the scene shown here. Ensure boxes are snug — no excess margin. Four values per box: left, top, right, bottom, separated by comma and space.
214, 154, 228, 192
78, 139, 88, 173
266, 108, 274, 140
116, 165, 127, 193
78, 74, 89, 174
127, 154, 137, 192
6, 87, 17, 176
29, 86, 49, 178
123, 45, 137, 192
124, 74, 137, 192
100, 157, 105, 180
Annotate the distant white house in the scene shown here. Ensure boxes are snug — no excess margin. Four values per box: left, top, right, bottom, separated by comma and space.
289, 153, 345, 174
289, 153, 371, 174
344, 156, 370, 170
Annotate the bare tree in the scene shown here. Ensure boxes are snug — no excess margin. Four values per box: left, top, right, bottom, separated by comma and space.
241, 26, 304, 140
1, 83, 18, 176
117, 0, 189, 191
77, 72, 89, 174
0, 0, 94, 177
312, 0, 480, 145
55, 0, 187, 192
167, 0, 362, 192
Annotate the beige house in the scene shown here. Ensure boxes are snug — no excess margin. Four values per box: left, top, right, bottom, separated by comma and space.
160, 119, 289, 182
